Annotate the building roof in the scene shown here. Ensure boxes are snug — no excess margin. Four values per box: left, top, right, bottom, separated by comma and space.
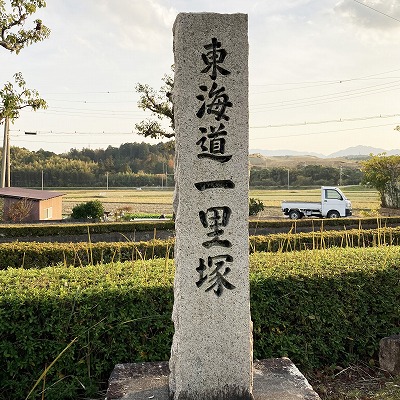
0, 187, 64, 201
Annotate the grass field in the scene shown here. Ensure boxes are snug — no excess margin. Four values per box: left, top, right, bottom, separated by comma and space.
60, 186, 383, 219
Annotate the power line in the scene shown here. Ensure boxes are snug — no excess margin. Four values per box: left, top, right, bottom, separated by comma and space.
352, 0, 400, 24
251, 80, 400, 108
251, 67, 400, 90
251, 84, 400, 111
251, 113, 400, 128
45, 99, 137, 104
36, 110, 143, 120
251, 78, 400, 95
10, 130, 138, 135
43, 90, 134, 95
250, 122, 399, 141
10, 116, 399, 138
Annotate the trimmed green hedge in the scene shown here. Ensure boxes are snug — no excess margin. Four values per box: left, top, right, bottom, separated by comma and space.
0, 259, 175, 400
2, 227, 400, 269
250, 247, 400, 369
0, 216, 399, 239
0, 247, 399, 399
0, 220, 175, 238
248, 216, 400, 230
0, 240, 175, 269
250, 226, 400, 252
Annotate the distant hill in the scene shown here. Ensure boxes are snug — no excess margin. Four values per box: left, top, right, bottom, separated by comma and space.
327, 145, 400, 158
249, 154, 361, 169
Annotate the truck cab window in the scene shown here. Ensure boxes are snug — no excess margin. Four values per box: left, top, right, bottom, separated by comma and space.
325, 189, 342, 200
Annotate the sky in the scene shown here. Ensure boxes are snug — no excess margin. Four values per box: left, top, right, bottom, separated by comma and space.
2, 0, 400, 156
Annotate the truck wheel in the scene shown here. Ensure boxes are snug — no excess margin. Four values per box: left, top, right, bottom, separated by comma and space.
289, 210, 302, 220
327, 210, 340, 218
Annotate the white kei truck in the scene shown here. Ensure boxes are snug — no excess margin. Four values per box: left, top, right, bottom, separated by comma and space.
281, 186, 352, 220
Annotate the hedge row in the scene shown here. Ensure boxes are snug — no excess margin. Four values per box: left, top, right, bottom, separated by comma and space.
0, 220, 175, 238
0, 216, 399, 238
250, 226, 400, 252
0, 247, 399, 399
250, 215, 400, 229
0, 240, 175, 269
2, 227, 400, 269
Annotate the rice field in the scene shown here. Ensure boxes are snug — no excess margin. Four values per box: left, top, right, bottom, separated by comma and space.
60, 186, 382, 218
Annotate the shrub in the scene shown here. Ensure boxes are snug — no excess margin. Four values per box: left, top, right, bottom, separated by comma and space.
0, 240, 175, 269
0, 260, 175, 400
250, 247, 400, 369
0, 220, 175, 238
3, 227, 400, 269
0, 247, 399, 399
71, 200, 104, 220
249, 198, 265, 216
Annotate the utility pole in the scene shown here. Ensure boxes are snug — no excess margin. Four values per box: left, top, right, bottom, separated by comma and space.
1, 116, 10, 188
6, 123, 10, 187
287, 168, 290, 190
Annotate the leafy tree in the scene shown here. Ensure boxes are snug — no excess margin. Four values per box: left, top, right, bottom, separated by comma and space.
0, 72, 46, 123
361, 154, 400, 208
0, 0, 50, 53
135, 72, 174, 139
71, 200, 104, 220
1, 0, 49, 143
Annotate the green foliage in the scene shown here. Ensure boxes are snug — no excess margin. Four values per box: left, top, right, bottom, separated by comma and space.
121, 212, 173, 221
0, 0, 50, 54
250, 226, 400, 253
250, 165, 363, 187
0, 239, 175, 269
0, 72, 47, 123
361, 154, 400, 208
0, 220, 175, 238
135, 71, 174, 139
0, 259, 175, 399
249, 197, 265, 216
3, 226, 400, 269
250, 247, 400, 369
10, 141, 175, 187
0, 247, 399, 399
71, 200, 104, 220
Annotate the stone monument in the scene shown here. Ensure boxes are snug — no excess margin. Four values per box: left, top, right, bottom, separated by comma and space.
169, 12, 253, 400
105, 12, 321, 400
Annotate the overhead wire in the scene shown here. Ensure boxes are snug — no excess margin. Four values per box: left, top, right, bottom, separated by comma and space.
251, 81, 400, 111
352, 0, 400, 24
251, 113, 400, 128
10, 66, 400, 143
250, 122, 400, 141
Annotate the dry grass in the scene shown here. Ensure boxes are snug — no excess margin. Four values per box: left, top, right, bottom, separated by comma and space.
61, 188, 174, 216
307, 363, 400, 400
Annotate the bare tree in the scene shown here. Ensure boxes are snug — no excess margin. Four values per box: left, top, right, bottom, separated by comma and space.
6, 197, 33, 221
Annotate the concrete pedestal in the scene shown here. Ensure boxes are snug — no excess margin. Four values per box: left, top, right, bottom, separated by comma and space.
105, 358, 321, 400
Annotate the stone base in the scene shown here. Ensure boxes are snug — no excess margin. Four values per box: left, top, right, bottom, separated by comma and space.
105, 358, 321, 400
379, 334, 400, 374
